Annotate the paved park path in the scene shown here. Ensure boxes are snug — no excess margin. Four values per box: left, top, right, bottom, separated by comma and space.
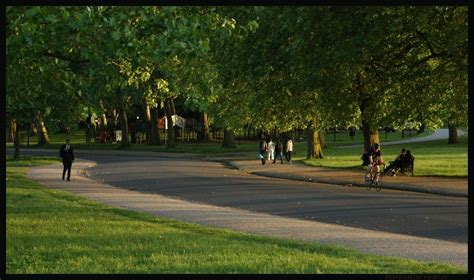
223, 159, 467, 198
26, 159, 467, 268
338, 128, 467, 148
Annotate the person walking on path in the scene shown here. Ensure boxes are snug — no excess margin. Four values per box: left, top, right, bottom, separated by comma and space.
258, 138, 268, 165
59, 138, 75, 181
267, 138, 275, 162
274, 138, 284, 164
285, 137, 294, 164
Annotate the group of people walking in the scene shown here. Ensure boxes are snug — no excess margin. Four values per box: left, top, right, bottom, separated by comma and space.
258, 137, 294, 165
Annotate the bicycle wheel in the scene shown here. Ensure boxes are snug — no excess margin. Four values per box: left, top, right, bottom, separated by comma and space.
365, 174, 373, 190
375, 173, 383, 192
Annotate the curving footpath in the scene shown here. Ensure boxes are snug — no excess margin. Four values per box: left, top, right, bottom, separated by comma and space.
338, 128, 467, 148
26, 159, 467, 268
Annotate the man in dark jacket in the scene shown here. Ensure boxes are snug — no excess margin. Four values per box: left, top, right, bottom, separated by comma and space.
59, 139, 75, 181
258, 138, 268, 165
273, 138, 284, 164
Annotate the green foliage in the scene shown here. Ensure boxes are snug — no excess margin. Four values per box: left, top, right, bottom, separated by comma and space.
7, 6, 467, 146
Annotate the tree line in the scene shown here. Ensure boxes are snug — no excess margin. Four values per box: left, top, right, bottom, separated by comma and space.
6, 6, 467, 160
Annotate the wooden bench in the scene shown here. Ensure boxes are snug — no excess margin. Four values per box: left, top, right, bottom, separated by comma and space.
386, 156, 415, 176
397, 157, 415, 176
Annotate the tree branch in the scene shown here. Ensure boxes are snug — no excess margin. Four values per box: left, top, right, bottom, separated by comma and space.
38, 51, 89, 64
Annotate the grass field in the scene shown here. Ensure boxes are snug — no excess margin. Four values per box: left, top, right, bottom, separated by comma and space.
6, 157, 466, 274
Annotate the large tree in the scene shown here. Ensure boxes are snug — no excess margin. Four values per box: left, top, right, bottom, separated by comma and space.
7, 6, 467, 157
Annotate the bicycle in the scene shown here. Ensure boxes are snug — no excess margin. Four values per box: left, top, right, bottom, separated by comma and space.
365, 162, 384, 192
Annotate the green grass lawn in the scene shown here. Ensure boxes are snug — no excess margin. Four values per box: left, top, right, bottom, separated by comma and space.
6, 157, 466, 274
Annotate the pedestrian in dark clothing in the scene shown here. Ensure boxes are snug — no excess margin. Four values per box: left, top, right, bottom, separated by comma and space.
274, 138, 284, 164
349, 127, 356, 141
59, 139, 75, 181
401, 150, 414, 173
258, 138, 268, 165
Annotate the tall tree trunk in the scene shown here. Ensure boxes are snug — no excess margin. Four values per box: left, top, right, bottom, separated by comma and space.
113, 109, 120, 129
31, 122, 38, 136
119, 107, 130, 148
85, 128, 91, 144
39, 120, 51, 145
144, 101, 161, 145
99, 99, 108, 131
35, 119, 43, 146
358, 98, 379, 151
145, 102, 152, 144
356, 71, 380, 151
7, 119, 14, 142
150, 105, 161, 145
12, 119, 20, 160
198, 112, 211, 141
222, 129, 236, 148
361, 120, 380, 152
164, 98, 176, 148
320, 130, 326, 148
306, 119, 324, 159
101, 113, 108, 130
448, 122, 459, 144
27, 122, 31, 148
89, 114, 97, 142
85, 115, 92, 144
85, 125, 90, 144
358, 90, 379, 151
36, 113, 50, 146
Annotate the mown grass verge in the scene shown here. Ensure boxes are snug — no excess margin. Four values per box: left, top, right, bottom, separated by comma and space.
6, 157, 466, 273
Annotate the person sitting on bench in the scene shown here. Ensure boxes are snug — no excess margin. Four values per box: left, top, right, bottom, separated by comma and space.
383, 148, 406, 176
401, 149, 414, 174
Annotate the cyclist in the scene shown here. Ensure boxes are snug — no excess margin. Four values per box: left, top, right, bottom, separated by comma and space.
365, 143, 384, 185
